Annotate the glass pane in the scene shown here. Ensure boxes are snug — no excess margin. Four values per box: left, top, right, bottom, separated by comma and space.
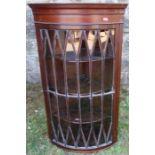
55, 59, 65, 93
101, 29, 115, 92
93, 96, 101, 120
65, 30, 80, 62
87, 30, 95, 52
67, 62, 77, 94
104, 58, 114, 92
79, 62, 90, 94
103, 94, 113, 137
45, 39, 55, 91
81, 98, 90, 122
92, 31, 101, 57
92, 61, 102, 93
68, 98, 79, 123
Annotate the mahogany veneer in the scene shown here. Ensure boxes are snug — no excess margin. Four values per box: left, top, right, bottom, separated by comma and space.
29, 3, 127, 153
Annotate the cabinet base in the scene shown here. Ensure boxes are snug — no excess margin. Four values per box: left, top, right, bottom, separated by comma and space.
51, 139, 117, 153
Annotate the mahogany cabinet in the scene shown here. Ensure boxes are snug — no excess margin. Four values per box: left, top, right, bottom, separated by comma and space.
29, 3, 127, 152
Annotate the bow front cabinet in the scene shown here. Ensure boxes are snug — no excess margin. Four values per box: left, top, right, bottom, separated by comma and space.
29, 3, 127, 152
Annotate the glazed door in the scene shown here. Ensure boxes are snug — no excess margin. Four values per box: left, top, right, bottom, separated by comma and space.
35, 24, 122, 151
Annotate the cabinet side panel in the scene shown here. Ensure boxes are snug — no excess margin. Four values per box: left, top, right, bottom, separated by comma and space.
112, 24, 123, 142
34, 24, 52, 139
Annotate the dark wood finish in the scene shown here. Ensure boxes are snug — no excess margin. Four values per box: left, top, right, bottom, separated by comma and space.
29, 3, 127, 153
29, 3, 127, 25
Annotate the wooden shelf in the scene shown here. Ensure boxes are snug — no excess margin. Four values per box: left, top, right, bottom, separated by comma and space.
55, 51, 114, 63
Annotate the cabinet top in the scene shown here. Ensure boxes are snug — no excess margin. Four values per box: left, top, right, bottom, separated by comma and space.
29, 3, 127, 10
29, 3, 128, 25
